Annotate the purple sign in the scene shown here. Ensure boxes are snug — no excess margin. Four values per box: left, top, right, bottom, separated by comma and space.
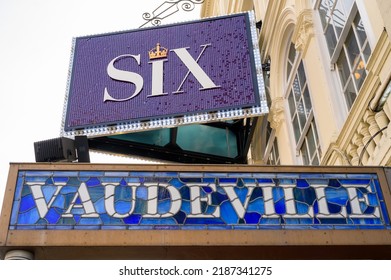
62, 12, 267, 136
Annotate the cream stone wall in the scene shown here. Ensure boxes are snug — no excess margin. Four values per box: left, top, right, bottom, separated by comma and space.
201, 0, 391, 167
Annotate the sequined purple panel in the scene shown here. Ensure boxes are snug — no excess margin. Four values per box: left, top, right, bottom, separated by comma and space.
64, 13, 259, 130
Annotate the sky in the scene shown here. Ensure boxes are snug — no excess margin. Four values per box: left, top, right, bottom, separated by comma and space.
0, 0, 202, 208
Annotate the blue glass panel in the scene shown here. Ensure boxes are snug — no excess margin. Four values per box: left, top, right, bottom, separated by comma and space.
313, 201, 319, 214
248, 198, 264, 214
126, 225, 154, 230
179, 172, 204, 178
79, 217, 102, 225
380, 204, 390, 224
45, 208, 61, 224
202, 178, 216, 184
42, 186, 58, 203
274, 199, 286, 214
173, 211, 186, 224
277, 173, 299, 179
94, 198, 105, 214
272, 187, 284, 202
327, 202, 343, 214
53, 171, 78, 177
279, 179, 296, 184
227, 173, 253, 178
10, 202, 20, 225
339, 179, 370, 185
253, 173, 276, 179
154, 225, 180, 230
136, 187, 148, 200
234, 225, 259, 229
18, 208, 39, 224
258, 225, 282, 229
74, 215, 81, 224
113, 200, 134, 215
86, 177, 101, 187
346, 173, 375, 179
220, 201, 238, 224
296, 201, 310, 215
296, 179, 309, 188
325, 187, 348, 205
123, 214, 142, 224
298, 173, 322, 179
158, 187, 171, 200
141, 218, 177, 225
104, 172, 129, 177
53, 177, 69, 184
25, 176, 49, 182
185, 218, 224, 225
307, 179, 329, 185
244, 212, 261, 224
322, 173, 347, 179
181, 200, 191, 213
157, 199, 171, 214
74, 225, 102, 230
219, 178, 237, 184
61, 186, 78, 194
256, 178, 273, 183
19, 194, 36, 212
294, 188, 316, 204
25, 171, 52, 176
249, 187, 263, 201
207, 225, 233, 230
318, 218, 348, 224
211, 192, 228, 205
328, 179, 341, 188
259, 218, 280, 225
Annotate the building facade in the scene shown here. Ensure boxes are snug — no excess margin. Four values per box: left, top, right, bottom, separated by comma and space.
202, 0, 391, 167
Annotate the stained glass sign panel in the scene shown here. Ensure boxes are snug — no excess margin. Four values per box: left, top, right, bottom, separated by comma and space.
9, 168, 390, 230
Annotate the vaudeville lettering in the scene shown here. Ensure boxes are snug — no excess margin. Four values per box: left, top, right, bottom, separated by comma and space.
103, 43, 220, 102
25, 177, 380, 222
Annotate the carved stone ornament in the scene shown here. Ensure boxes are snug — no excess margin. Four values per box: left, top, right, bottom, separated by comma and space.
267, 97, 285, 130
292, 9, 314, 55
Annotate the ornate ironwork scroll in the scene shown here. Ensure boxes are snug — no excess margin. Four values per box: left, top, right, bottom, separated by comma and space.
140, 0, 205, 28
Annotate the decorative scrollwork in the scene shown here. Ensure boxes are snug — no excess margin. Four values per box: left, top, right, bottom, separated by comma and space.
139, 0, 205, 28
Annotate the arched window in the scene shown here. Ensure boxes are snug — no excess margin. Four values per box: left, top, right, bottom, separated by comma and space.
286, 43, 322, 165
318, 0, 371, 109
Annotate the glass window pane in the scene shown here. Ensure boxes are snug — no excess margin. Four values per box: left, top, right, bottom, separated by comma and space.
325, 24, 337, 55
177, 125, 238, 158
303, 86, 312, 116
297, 98, 307, 129
319, 0, 331, 29
362, 43, 371, 63
354, 14, 367, 49
288, 43, 296, 64
312, 154, 320, 165
346, 29, 361, 69
288, 91, 296, 118
332, 0, 347, 37
292, 116, 301, 143
110, 129, 170, 146
337, 50, 350, 88
340, 0, 354, 16
298, 62, 306, 90
307, 125, 316, 156
344, 79, 357, 109
301, 139, 310, 165
292, 76, 301, 100
353, 58, 366, 90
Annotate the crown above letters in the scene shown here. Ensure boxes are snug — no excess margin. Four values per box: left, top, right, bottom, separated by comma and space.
149, 43, 168, 60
